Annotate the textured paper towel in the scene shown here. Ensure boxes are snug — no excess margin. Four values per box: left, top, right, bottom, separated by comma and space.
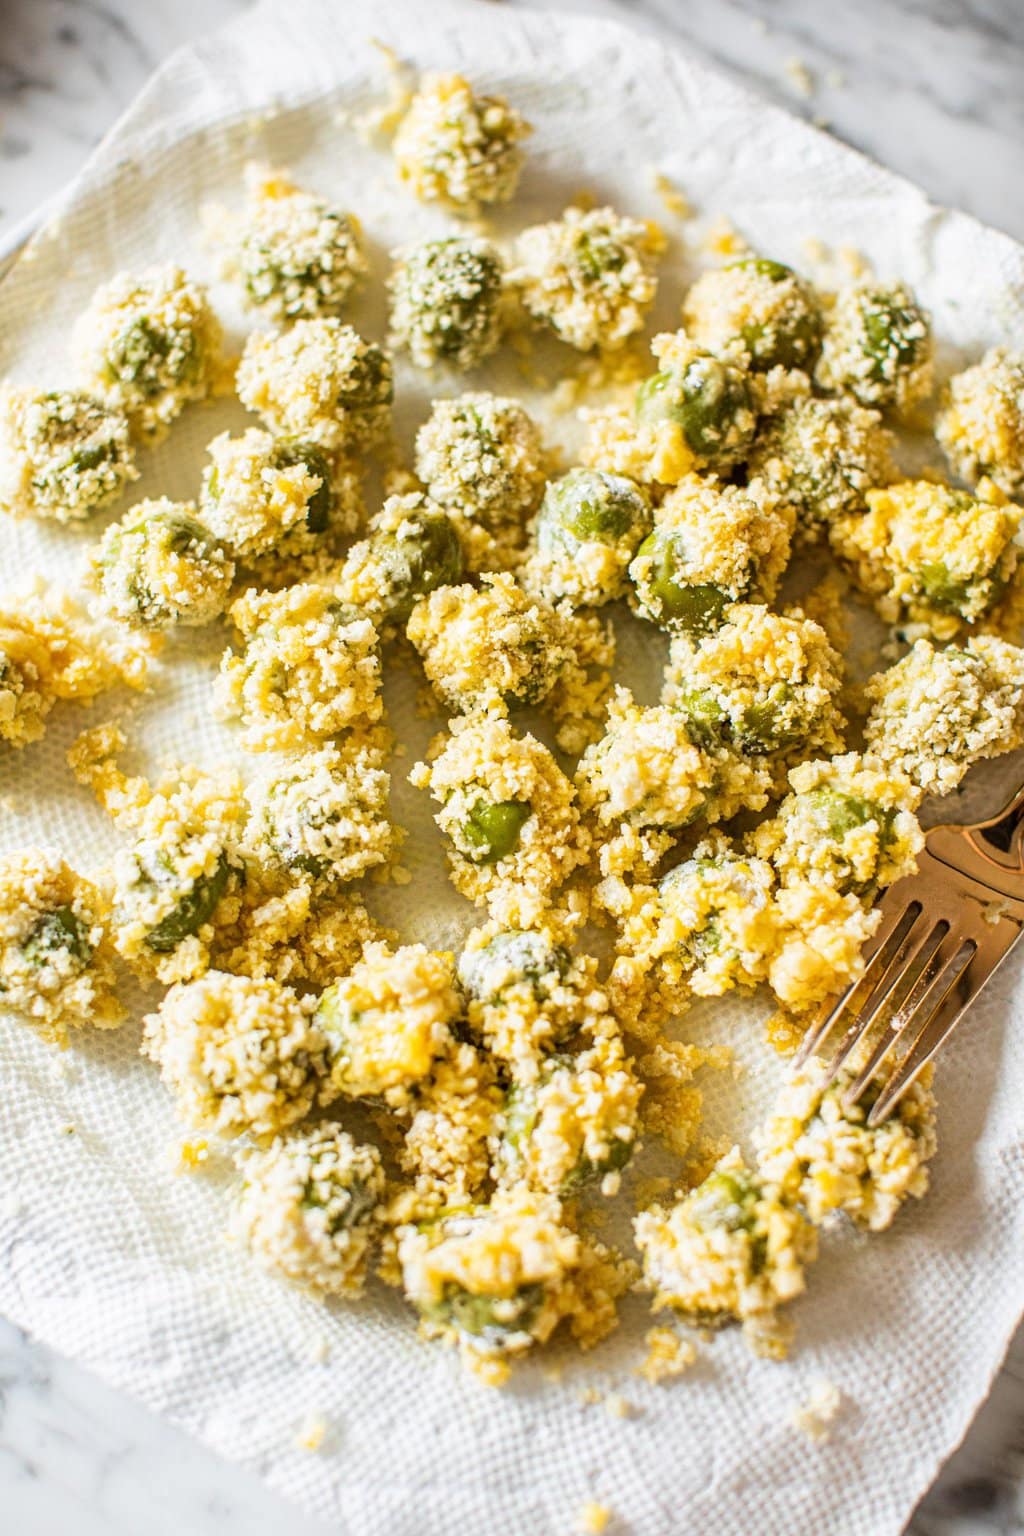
1, 2, 1023, 1532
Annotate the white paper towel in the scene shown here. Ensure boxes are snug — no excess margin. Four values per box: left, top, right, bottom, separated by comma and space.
1, 3, 1023, 1532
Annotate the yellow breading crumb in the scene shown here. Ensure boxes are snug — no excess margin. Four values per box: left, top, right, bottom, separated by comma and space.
635, 1148, 816, 1337
636, 1325, 697, 1384
783, 57, 815, 99
757, 1064, 937, 1230
176, 1138, 210, 1172
393, 72, 531, 213
415, 391, 547, 572
316, 942, 460, 1107
411, 710, 589, 928
748, 386, 894, 538
398, 1040, 501, 1202
682, 257, 822, 373
209, 162, 368, 323
232, 1126, 384, 1296
575, 1500, 612, 1535
199, 427, 364, 570
211, 880, 385, 989
575, 688, 771, 890
662, 604, 846, 775
0, 848, 123, 1043
389, 236, 506, 372
407, 573, 613, 754
830, 478, 1023, 639
816, 281, 933, 419
492, 1026, 642, 1197
0, 590, 150, 749
937, 347, 1024, 497
628, 474, 794, 631
583, 335, 758, 486
651, 171, 691, 220
143, 971, 327, 1140
790, 1379, 842, 1442
236, 319, 393, 453
864, 635, 1024, 796
72, 264, 226, 441
293, 1413, 330, 1453
92, 497, 235, 630
216, 583, 382, 752
511, 206, 666, 353
0, 385, 137, 522
244, 734, 397, 891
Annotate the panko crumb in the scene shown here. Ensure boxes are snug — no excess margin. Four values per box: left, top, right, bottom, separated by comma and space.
790, 1379, 842, 1442
294, 1413, 329, 1453
576, 1501, 612, 1534
636, 1326, 698, 1384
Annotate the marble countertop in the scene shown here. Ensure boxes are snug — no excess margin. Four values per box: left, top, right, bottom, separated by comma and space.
1, 1, 1022, 1531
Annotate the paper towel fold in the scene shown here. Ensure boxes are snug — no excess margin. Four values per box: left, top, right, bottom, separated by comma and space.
1, 3, 1023, 1532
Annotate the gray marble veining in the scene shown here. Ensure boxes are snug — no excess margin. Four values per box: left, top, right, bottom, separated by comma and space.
0, 1, 1022, 1532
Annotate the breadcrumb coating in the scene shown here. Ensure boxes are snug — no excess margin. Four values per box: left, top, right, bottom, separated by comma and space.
214, 163, 368, 323
237, 319, 393, 453
757, 1064, 937, 1230
0, 849, 122, 1043
747, 389, 894, 537
681, 257, 822, 373
72, 264, 225, 440
92, 497, 234, 629
831, 478, 1023, 639
585, 332, 759, 487
393, 72, 530, 213
334, 492, 464, 631
317, 941, 459, 1106
143, 970, 327, 1139
245, 737, 396, 890
200, 427, 363, 569
389, 237, 505, 371
511, 206, 665, 352
816, 281, 933, 418
864, 635, 1024, 796
635, 1148, 816, 1333
210, 878, 383, 989
414, 392, 546, 571
0, 592, 149, 750
575, 688, 771, 888
0, 386, 137, 522
629, 474, 793, 634
410, 710, 588, 927
397, 1040, 501, 1202
232, 1125, 384, 1295
663, 603, 846, 770
522, 468, 651, 610
937, 347, 1024, 497
216, 584, 382, 752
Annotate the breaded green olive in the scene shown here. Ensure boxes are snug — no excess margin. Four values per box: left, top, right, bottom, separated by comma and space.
459, 798, 531, 864
135, 850, 231, 953
458, 929, 571, 1006
635, 352, 756, 468
630, 530, 730, 634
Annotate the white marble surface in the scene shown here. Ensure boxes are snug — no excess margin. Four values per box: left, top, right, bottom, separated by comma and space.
0, 1, 1022, 1531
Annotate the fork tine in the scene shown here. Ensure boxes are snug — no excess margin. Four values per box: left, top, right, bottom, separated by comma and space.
819, 908, 944, 1091
841, 921, 963, 1108
867, 938, 978, 1125
792, 900, 923, 1071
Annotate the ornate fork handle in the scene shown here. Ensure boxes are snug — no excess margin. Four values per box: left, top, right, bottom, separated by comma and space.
928, 783, 1024, 898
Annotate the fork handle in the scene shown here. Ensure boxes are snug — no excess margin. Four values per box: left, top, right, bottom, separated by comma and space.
970, 782, 1024, 868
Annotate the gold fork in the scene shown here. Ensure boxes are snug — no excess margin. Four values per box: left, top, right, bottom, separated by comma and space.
794, 782, 1024, 1125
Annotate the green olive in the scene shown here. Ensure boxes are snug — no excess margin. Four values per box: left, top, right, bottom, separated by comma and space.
737, 682, 803, 752
691, 1168, 760, 1234
140, 852, 231, 953
802, 788, 896, 842
273, 441, 333, 534
564, 1132, 634, 1191
459, 798, 530, 864
458, 929, 571, 1006
635, 354, 756, 464
20, 905, 92, 970
671, 686, 726, 748
301, 1174, 378, 1234
540, 467, 649, 544
106, 317, 198, 395
727, 258, 822, 371
337, 342, 393, 409
632, 530, 730, 634
423, 1281, 545, 1345
373, 509, 464, 624
575, 228, 627, 282
859, 289, 929, 383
